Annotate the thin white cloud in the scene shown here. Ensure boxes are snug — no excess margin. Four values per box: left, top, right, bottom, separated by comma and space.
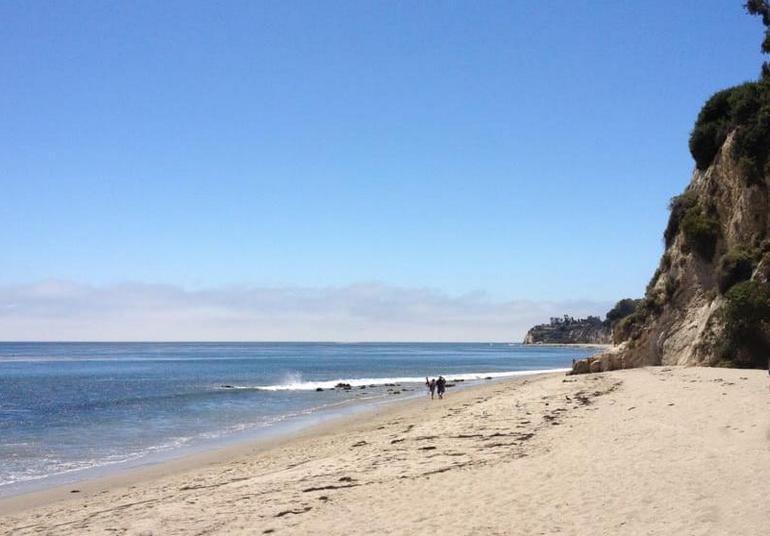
0, 280, 612, 342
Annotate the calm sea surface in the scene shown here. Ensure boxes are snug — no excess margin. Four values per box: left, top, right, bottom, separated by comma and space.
0, 342, 598, 496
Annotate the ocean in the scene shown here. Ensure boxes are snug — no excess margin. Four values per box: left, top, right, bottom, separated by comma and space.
0, 342, 597, 497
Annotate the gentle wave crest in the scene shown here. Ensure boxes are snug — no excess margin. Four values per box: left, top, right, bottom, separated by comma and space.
231, 368, 570, 391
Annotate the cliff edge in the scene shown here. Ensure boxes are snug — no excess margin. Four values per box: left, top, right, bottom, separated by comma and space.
573, 4, 770, 374
573, 97, 770, 373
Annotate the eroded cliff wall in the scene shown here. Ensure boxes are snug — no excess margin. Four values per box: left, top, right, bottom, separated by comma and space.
573, 131, 770, 374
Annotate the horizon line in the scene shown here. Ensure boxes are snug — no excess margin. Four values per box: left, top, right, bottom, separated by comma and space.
0, 340, 525, 344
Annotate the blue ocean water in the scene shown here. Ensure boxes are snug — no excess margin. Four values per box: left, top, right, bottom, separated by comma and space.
0, 342, 597, 496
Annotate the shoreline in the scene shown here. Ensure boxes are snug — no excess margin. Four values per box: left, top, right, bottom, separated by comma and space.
519, 342, 613, 349
3, 366, 768, 534
0, 388, 419, 514
0, 388, 416, 502
0, 372, 541, 516
0, 362, 578, 503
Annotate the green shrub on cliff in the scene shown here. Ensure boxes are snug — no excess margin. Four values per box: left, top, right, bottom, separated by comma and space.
689, 88, 734, 170
664, 191, 697, 248
717, 247, 757, 293
605, 298, 641, 326
612, 313, 641, 344
724, 280, 770, 329
720, 280, 770, 367
688, 80, 770, 182
746, 0, 770, 77
664, 190, 722, 260
680, 205, 720, 260
664, 191, 721, 257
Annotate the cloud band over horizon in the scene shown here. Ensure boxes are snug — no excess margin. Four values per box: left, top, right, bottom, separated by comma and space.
0, 281, 613, 342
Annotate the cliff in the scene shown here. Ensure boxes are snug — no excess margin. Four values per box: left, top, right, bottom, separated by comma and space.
573, 82, 770, 374
523, 315, 610, 345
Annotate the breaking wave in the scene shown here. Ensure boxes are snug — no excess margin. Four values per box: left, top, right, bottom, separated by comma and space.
228, 368, 569, 391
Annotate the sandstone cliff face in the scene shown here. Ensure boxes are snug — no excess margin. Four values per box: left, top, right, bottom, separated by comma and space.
574, 132, 770, 373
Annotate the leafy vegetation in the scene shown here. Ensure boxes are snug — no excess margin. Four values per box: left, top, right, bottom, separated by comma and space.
612, 313, 642, 344
717, 247, 757, 293
680, 204, 720, 260
662, 191, 721, 262
689, 88, 735, 170
610, 296, 664, 344
605, 298, 642, 326
719, 280, 770, 367
611, 4, 770, 367
746, 0, 770, 77
688, 79, 770, 182
664, 191, 697, 248
687, 3, 770, 177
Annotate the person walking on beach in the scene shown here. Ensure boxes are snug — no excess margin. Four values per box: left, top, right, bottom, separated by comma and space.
428, 378, 437, 399
436, 376, 446, 399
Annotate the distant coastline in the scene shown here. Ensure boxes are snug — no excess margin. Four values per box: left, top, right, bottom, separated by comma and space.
523, 300, 640, 346
519, 342, 612, 349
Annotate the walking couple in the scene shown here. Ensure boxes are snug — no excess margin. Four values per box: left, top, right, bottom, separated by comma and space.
425, 376, 446, 399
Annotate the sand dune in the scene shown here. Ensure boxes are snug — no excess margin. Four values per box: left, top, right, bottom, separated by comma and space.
1, 366, 768, 535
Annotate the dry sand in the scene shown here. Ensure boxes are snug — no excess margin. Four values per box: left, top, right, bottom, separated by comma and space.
1, 366, 769, 535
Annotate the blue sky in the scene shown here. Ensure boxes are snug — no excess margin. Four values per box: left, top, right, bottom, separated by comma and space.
0, 1, 765, 340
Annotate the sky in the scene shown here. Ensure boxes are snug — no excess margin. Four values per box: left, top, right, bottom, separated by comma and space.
0, 1, 766, 341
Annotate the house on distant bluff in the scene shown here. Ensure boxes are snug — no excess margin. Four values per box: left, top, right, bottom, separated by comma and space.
522, 315, 611, 345
522, 299, 640, 345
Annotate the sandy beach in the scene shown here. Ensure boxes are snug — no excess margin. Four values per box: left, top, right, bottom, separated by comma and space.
1, 366, 768, 535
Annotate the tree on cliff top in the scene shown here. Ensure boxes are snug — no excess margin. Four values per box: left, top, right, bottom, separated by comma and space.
746, 0, 770, 78
687, 3, 770, 177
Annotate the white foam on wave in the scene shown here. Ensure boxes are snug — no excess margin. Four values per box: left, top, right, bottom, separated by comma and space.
233, 368, 569, 391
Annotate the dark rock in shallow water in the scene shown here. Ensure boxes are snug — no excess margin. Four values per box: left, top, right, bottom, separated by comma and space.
316, 387, 324, 392
359, 386, 366, 389
221, 385, 234, 389
485, 377, 493, 380
335, 383, 352, 390
445, 383, 456, 388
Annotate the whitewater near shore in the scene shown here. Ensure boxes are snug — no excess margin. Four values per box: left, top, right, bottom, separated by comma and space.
1, 366, 768, 535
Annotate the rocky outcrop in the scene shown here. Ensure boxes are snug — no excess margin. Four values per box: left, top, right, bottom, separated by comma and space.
523, 315, 610, 345
572, 130, 770, 374
567, 8, 770, 374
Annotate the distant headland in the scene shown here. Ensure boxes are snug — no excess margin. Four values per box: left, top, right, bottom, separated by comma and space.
523, 299, 640, 345
523, 315, 609, 345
